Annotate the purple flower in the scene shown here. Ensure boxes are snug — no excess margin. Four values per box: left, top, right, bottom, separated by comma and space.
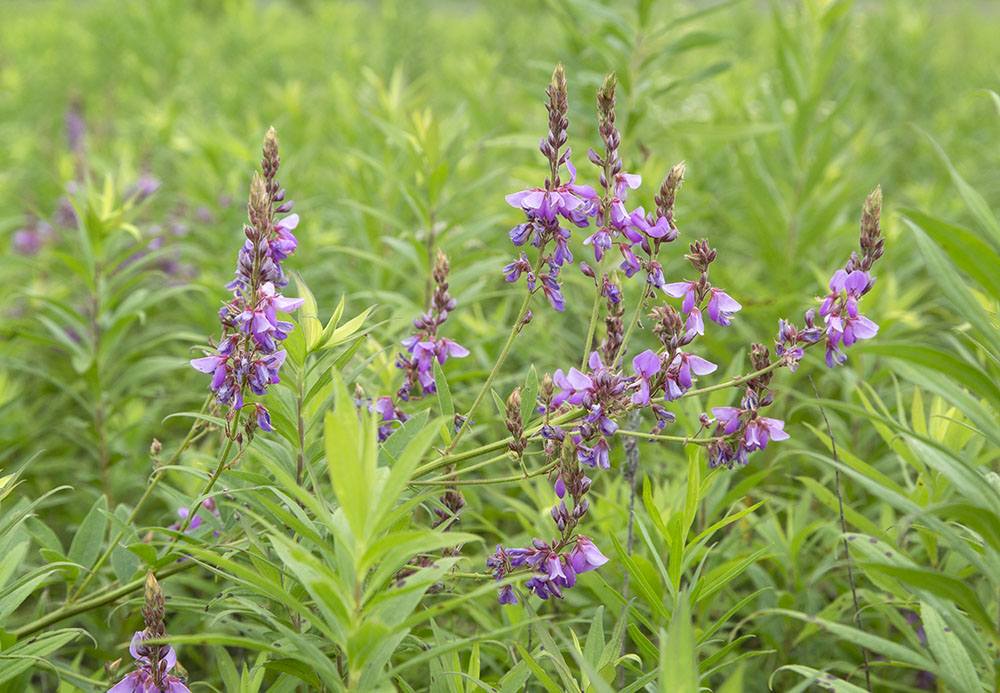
577, 438, 610, 470
686, 308, 704, 336
744, 417, 790, 451
498, 584, 518, 605
706, 288, 741, 326
569, 535, 609, 574
505, 158, 595, 223
552, 368, 593, 407
663, 280, 698, 314
631, 349, 661, 406
663, 352, 717, 400
711, 406, 743, 435
255, 404, 273, 432
108, 632, 191, 693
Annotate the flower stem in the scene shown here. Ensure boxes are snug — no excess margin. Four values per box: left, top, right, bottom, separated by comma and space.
615, 283, 649, 364
411, 461, 557, 486
15, 557, 196, 639
68, 400, 210, 603
447, 253, 545, 453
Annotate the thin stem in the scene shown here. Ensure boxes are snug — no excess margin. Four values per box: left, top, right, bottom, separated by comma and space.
68, 403, 210, 603
166, 412, 243, 548
616, 429, 714, 445
810, 377, 871, 693
684, 360, 784, 398
616, 283, 649, 364
447, 254, 545, 453
421, 408, 585, 477
412, 461, 557, 487
580, 276, 604, 369
296, 364, 306, 488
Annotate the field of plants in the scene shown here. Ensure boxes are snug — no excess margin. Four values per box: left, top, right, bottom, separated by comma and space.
3, 0, 1000, 690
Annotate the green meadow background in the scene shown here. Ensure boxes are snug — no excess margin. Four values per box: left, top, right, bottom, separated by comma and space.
2, 0, 1000, 690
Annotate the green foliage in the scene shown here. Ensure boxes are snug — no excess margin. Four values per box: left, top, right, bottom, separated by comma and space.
2, 0, 1000, 691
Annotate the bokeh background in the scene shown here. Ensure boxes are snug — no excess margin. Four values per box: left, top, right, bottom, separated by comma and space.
3, 0, 1000, 690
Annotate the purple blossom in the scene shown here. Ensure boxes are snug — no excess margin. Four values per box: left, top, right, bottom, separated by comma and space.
108, 632, 191, 693
631, 349, 661, 406
663, 352, 717, 400
744, 416, 790, 451
569, 535, 609, 574
663, 280, 698, 314
706, 288, 741, 326
505, 158, 596, 223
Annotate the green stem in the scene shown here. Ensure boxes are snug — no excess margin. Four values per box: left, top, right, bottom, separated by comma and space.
68, 402, 209, 603
411, 461, 557, 486
580, 276, 603, 369
166, 411, 243, 548
615, 283, 649, 364
447, 254, 545, 453
420, 408, 585, 477
14, 558, 196, 639
684, 360, 784, 398
616, 429, 714, 445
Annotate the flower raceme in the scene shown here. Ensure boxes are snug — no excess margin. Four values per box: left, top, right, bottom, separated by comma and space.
189, 128, 302, 438
485, 66, 884, 603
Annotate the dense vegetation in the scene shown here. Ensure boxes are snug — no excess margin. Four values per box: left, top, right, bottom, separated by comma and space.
2, 1, 1000, 691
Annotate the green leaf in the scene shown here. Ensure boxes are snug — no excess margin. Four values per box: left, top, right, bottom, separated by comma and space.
68, 496, 107, 575
292, 273, 323, 351
434, 360, 454, 443
521, 365, 538, 425
921, 601, 983, 691
264, 658, 324, 690
324, 369, 377, 544
660, 593, 698, 693
916, 126, 1000, 251
320, 305, 376, 350
772, 665, 871, 692
513, 643, 564, 693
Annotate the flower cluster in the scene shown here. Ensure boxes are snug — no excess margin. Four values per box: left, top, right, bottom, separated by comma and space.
108, 573, 190, 693
817, 187, 884, 367
707, 344, 788, 469
487, 435, 608, 605
190, 128, 302, 438
395, 250, 469, 400
503, 64, 597, 311
484, 66, 885, 606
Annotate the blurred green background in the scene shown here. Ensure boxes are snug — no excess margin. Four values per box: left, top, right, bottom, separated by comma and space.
2, 0, 1000, 690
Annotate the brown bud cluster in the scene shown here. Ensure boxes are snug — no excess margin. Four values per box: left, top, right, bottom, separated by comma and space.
505, 387, 527, 457
655, 161, 685, 228
650, 304, 695, 351
542, 63, 570, 188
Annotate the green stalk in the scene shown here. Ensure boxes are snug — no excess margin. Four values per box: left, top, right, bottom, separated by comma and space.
14, 558, 196, 639
412, 461, 557, 487
68, 402, 210, 603
447, 253, 545, 453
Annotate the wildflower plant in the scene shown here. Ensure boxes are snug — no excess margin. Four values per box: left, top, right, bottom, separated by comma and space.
479, 65, 882, 605
2, 37, 909, 692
